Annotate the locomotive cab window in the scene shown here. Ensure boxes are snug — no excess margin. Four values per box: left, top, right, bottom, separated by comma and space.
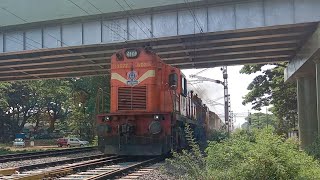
169, 73, 178, 89
181, 76, 187, 96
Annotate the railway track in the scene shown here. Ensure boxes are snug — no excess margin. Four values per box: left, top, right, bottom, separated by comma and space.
0, 155, 121, 179
0, 155, 165, 180
0, 146, 96, 163
59, 156, 164, 180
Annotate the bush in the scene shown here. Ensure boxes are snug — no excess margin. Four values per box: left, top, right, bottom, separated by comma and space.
0, 147, 11, 155
305, 136, 320, 160
163, 124, 208, 180
206, 129, 228, 142
206, 128, 320, 179
92, 135, 98, 146
164, 127, 320, 180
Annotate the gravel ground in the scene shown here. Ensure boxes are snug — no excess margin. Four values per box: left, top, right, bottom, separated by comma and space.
0, 150, 102, 169
137, 163, 176, 180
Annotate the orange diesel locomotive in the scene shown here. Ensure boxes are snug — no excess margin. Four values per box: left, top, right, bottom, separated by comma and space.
97, 47, 215, 155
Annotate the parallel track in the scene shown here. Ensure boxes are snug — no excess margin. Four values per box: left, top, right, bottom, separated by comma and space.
0, 155, 165, 180
0, 146, 96, 163
0, 156, 122, 179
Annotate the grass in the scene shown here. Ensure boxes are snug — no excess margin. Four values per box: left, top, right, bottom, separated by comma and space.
0, 142, 61, 155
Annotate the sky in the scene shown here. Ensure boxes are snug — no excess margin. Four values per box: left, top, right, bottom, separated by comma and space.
182, 65, 264, 129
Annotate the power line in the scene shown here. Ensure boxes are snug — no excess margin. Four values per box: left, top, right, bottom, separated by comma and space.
183, 0, 204, 33
86, 0, 135, 41
189, 82, 220, 112
122, 0, 155, 38
68, 0, 91, 14
194, 68, 209, 76
114, 0, 151, 40
1, 7, 27, 23
0, 7, 68, 48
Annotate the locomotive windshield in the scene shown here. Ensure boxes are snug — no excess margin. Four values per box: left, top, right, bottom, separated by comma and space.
169, 73, 178, 89
181, 76, 187, 96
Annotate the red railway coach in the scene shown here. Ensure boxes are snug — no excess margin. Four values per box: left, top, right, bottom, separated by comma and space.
96, 47, 219, 155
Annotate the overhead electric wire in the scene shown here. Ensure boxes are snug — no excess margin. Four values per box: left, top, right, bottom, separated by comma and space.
0, 7, 65, 48
114, 0, 150, 39
189, 81, 220, 112
2, 0, 134, 68
0, 5, 103, 78
1, 7, 27, 23
121, 0, 155, 38
188, 81, 218, 112
183, 0, 204, 33
0, 8, 69, 49
68, 0, 91, 14
194, 68, 209, 76
85, 0, 136, 41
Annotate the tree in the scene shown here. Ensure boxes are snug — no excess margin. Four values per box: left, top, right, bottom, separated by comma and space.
67, 75, 110, 140
0, 81, 39, 140
35, 79, 72, 132
0, 75, 111, 142
70, 75, 110, 114
240, 63, 297, 135
245, 112, 276, 130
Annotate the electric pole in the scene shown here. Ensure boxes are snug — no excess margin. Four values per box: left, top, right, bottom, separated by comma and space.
222, 66, 229, 134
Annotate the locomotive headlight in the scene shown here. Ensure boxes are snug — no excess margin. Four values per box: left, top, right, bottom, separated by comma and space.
153, 115, 160, 120
149, 121, 162, 135
102, 116, 111, 122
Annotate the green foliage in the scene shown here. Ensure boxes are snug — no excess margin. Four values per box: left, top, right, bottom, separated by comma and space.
240, 63, 297, 135
163, 124, 208, 180
0, 147, 11, 155
165, 128, 320, 179
206, 129, 320, 179
68, 75, 110, 141
0, 82, 11, 109
206, 129, 228, 142
245, 112, 277, 130
67, 105, 94, 141
0, 75, 111, 142
35, 79, 72, 131
70, 75, 110, 114
305, 136, 320, 160
92, 135, 98, 146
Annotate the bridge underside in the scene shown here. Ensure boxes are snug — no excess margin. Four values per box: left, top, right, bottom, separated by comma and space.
0, 22, 317, 82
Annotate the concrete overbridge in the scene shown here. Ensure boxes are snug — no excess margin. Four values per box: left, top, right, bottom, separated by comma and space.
1, 0, 320, 146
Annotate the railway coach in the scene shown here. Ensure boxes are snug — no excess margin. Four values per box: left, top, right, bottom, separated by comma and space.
97, 46, 220, 155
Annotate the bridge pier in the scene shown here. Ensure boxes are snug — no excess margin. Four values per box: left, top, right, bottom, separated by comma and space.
285, 24, 320, 148
297, 76, 318, 148
316, 63, 320, 135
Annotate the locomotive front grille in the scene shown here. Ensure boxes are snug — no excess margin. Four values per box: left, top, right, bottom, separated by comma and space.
118, 86, 147, 110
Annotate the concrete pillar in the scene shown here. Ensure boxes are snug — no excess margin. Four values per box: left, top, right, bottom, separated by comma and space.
297, 76, 318, 148
316, 63, 320, 134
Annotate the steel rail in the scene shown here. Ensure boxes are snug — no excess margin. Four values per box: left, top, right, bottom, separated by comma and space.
9, 156, 124, 180
84, 156, 165, 180
0, 146, 96, 163
0, 154, 111, 176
